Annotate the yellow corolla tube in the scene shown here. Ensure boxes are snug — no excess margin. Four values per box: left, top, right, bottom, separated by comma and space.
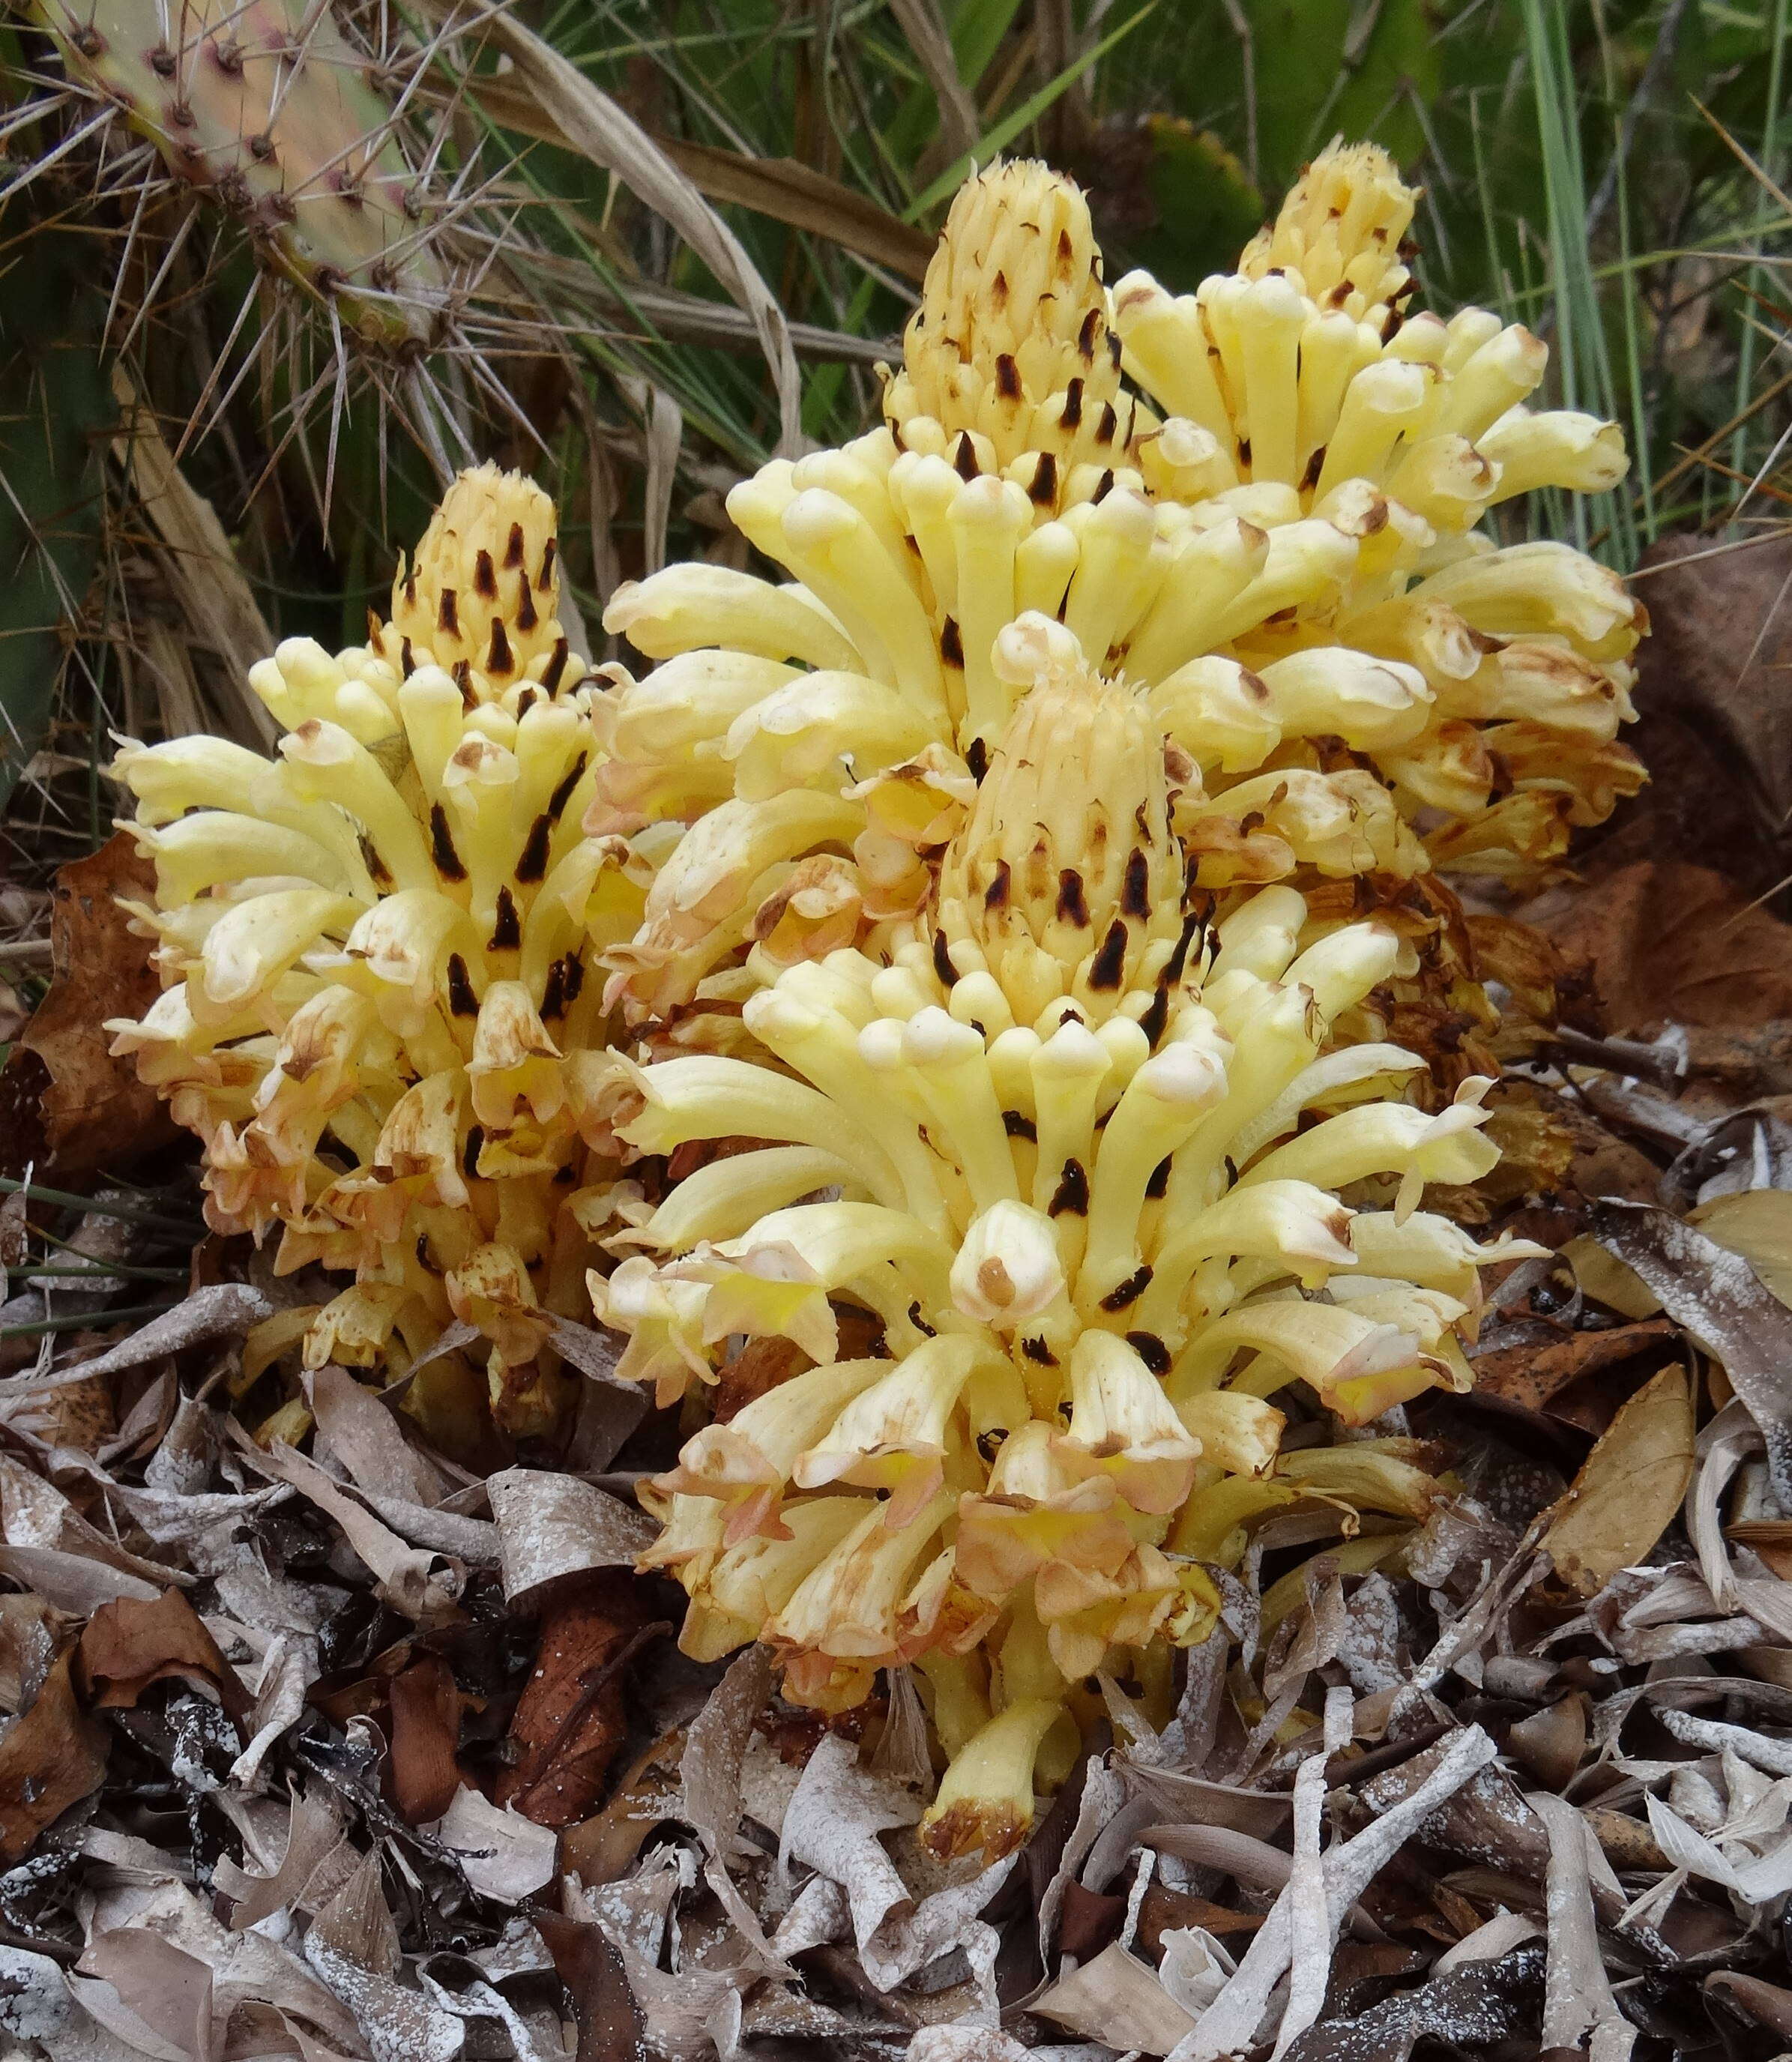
107, 465, 648, 1447
591, 627, 1541, 1857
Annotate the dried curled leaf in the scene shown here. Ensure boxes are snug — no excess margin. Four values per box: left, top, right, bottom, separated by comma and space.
0, 1648, 107, 1862
1541, 1363, 1695, 1597
0, 835, 176, 1181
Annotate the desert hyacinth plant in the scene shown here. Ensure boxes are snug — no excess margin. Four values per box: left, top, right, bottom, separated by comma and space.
107, 465, 638, 1444
587, 617, 1539, 1858
594, 144, 1643, 1029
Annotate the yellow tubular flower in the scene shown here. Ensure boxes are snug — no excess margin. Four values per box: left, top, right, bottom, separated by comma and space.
592, 144, 1642, 1033
1110, 139, 1644, 877
592, 632, 1539, 1857
108, 466, 642, 1448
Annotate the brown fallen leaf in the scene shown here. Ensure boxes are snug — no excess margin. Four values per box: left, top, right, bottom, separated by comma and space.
1505, 1692, 1588, 1791
75, 1585, 252, 1722
386, 1653, 463, 1824
1540, 1363, 1695, 1597
0, 1648, 109, 1862
497, 1577, 649, 1828
1528, 860, 1792, 1037
1470, 1319, 1676, 1413
0, 833, 176, 1182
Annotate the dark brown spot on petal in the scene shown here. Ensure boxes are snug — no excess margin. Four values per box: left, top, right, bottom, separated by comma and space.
487, 618, 514, 676
515, 571, 538, 635
1028, 451, 1058, 507
504, 522, 527, 570
932, 930, 957, 987
447, 953, 478, 1015
1100, 1264, 1153, 1312
908, 1299, 937, 1339
965, 734, 988, 783
462, 1124, 484, 1178
546, 750, 588, 821
537, 537, 558, 591
489, 887, 521, 951
474, 549, 497, 600
438, 588, 459, 639
1022, 1335, 1058, 1366
1002, 1109, 1037, 1141
1057, 869, 1089, 926
1300, 444, 1327, 492
1049, 1158, 1088, 1217
941, 616, 965, 668
1076, 307, 1102, 362
1061, 379, 1084, 432
984, 859, 1010, 911
995, 354, 1022, 402
540, 636, 570, 696
515, 813, 552, 883
1146, 1155, 1171, 1199
1122, 849, 1151, 920
540, 958, 567, 1020
1088, 919, 1129, 989
1139, 984, 1170, 1049
430, 804, 467, 880
1127, 1330, 1170, 1374
953, 434, 980, 482
1165, 906, 1206, 983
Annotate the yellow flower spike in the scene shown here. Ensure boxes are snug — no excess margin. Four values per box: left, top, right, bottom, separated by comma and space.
107, 466, 630, 1450
596, 130, 1650, 1016
606, 645, 1529, 1846
385, 461, 566, 686
1239, 139, 1420, 322
884, 159, 1140, 483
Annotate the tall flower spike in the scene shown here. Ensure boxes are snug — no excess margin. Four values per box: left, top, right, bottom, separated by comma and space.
594, 144, 1643, 1030
109, 467, 640, 1448
881, 159, 1144, 484
594, 627, 1541, 1858
1110, 138, 1644, 877
1237, 137, 1420, 322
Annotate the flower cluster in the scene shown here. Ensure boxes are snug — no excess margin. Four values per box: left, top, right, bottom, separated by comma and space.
108, 466, 641, 1442
104, 142, 1634, 1848
592, 145, 1641, 1034
587, 621, 1537, 1857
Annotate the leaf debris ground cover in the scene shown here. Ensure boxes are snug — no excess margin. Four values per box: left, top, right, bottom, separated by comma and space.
3, 603, 1792, 2061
